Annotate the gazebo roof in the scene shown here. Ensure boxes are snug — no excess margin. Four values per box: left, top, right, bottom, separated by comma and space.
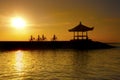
69, 22, 94, 32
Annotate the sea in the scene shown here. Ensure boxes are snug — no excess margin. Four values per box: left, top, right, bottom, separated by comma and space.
0, 43, 120, 80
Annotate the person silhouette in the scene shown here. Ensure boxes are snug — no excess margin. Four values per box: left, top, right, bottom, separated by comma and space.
37, 35, 41, 41
42, 34, 46, 40
30, 35, 35, 41
52, 34, 57, 41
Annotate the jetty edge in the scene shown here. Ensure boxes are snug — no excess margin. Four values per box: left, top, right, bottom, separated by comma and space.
0, 40, 114, 50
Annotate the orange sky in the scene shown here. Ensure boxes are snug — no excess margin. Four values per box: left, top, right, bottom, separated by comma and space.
0, 0, 120, 42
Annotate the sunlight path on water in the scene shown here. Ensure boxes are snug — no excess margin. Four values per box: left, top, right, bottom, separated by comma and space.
0, 46, 120, 80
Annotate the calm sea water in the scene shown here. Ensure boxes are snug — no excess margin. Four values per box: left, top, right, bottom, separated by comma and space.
0, 44, 120, 80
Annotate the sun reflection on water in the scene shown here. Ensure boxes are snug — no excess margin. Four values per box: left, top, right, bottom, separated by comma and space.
15, 50, 24, 72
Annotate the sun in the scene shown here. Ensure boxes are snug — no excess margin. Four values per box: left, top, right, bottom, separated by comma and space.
11, 17, 26, 29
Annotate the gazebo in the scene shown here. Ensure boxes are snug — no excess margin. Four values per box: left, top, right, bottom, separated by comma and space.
68, 22, 94, 40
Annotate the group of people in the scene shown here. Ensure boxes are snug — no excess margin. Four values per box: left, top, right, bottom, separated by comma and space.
30, 34, 57, 41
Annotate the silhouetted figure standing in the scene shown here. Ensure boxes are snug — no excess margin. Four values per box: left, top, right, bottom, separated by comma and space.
41, 34, 46, 41
30, 35, 35, 41
52, 34, 57, 41
37, 35, 41, 41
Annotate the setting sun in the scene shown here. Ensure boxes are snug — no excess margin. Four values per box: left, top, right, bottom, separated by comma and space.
11, 17, 26, 29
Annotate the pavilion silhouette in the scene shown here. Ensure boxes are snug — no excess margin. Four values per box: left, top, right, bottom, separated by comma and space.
69, 22, 94, 40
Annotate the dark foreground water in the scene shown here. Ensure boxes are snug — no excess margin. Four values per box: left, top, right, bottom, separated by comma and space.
0, 44, 120, 80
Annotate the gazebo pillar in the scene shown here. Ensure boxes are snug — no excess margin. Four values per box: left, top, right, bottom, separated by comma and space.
73, 32, 75, 40
77, 32, 79, 40
86, 31, 88, 39
82, 31, 83, 40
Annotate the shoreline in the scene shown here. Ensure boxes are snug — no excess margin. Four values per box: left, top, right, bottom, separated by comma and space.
0, 40, 114, 50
